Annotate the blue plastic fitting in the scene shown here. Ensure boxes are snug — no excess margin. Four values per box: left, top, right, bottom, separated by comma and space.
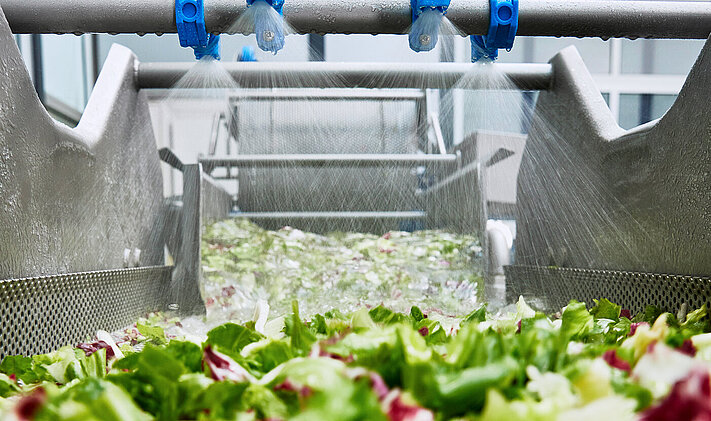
247, 0, 286, 53
471, 0, 518, 62
409, 0, 450, 52
176, 0, 221, 60
246, 0, 285, 15
238, 46, 257, 62
193, 34, 221, 60
410, 0, 450, 22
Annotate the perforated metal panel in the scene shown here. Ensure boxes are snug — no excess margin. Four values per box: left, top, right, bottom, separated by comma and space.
0, 266, 172, 358
505, 265, 711, 314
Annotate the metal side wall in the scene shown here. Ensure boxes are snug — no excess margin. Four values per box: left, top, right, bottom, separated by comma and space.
516, 36, 711, 277
0, 5, 173, 354
0, 6, 165, 279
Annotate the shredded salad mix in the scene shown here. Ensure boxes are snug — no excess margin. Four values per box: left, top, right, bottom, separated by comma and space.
1, 221, 711, 420
201, 219, 483, 321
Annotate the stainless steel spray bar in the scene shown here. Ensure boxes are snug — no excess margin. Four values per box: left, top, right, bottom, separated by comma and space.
3, 0, 710, 39
137, 62, 553, 90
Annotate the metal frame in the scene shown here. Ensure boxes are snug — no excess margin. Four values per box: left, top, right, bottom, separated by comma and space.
137, 62, 553, 90
201, 153, 457, 171
2, 0, 711, 39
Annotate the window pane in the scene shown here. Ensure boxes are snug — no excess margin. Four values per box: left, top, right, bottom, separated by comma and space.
531, 38, 610, 74
621, 39, 704, 75
41, 34, 87, 112
618, 94, 677, 130
98, 33, 310, 65
472, 37, 610, 73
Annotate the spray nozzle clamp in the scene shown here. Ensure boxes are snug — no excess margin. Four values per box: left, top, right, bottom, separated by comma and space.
471, 0, 518, 62
176, 0, 221, 60
410, 0, 451, 22
247, 0, 285, 15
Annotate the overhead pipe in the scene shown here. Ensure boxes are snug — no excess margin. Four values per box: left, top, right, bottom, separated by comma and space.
136, 61, 554, 90
2, 0, 711, 39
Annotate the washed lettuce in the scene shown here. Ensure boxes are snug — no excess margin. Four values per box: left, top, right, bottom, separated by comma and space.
2, 299, 711, 420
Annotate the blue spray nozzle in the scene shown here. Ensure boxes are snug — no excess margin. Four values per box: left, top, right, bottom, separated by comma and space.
176, 0, 221, 60
247, 0, 285, 15
410, 0, 450, 21
471, 0, 518, 62
247, 0, 286, 54
194, 34, 221, 60
238, 46, 257, 62
409, 0, 451, 52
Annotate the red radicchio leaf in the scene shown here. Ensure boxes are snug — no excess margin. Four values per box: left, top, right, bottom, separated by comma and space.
417, 326, 429, 337
602, 349, 631, 373
630, 322, 650, 336
16, 387, 47, 421
639, 368, 711, 421
203, 346, 252, 382
678, 339, 698, 357
76, 340, 114, 360
620, 309, 632, 319
318, 349, 354, 363
369, 372, 390, 400
274, 379, 313, 399
383, 390, 435, 421
221, 286, 236, 298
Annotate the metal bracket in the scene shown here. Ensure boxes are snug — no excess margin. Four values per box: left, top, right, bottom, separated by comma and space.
471, 0, 519, 61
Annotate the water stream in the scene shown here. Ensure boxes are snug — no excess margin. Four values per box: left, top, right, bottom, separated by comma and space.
157, 15, 652, 333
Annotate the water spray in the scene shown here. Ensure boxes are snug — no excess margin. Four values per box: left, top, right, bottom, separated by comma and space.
409, 0, 451, 52
471, 0, 518, 62
176, 0, 221, 60
247, 0, 286, 54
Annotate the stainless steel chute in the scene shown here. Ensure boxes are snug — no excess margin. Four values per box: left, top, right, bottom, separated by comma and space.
2, 0, 711, 358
